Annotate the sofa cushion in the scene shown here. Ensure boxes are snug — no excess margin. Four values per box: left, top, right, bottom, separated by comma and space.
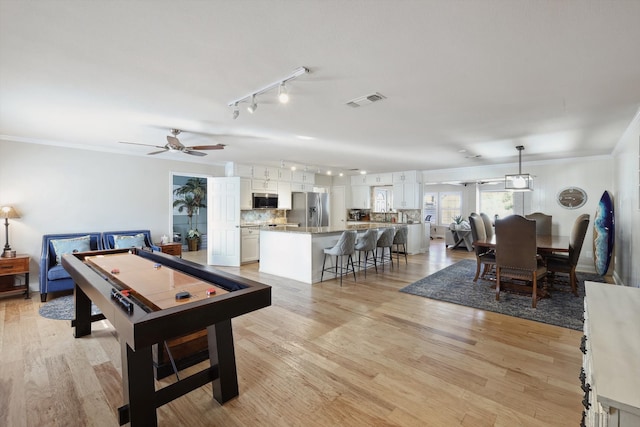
51, 235, 91, 264
47, 264, 72, 281
113, 233, 146, 249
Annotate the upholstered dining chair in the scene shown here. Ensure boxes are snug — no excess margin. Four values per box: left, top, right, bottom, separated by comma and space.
321, 230, 357, 286
469, 213, 496, 282
354, 228, 378, 277
480, 212, 494, 240
495, 215, 547, 308
544, 214, 590, 296
525, 212, 552, 236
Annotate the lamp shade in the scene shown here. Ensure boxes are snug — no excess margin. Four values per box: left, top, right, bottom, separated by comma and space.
0, 206, 20, 219
504, 174, 533, 191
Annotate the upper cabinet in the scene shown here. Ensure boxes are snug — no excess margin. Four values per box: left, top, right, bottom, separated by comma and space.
292, 170, 315, 184
251, 179, 278, 192
351, 186, 371, 209
277, 181, 292, 209
291, 182, 314, 192
350, 175, 368, 185
225, 162, 254, 178
393, 181, 421, 209
392, 170, 422, 183
253, 166, 279, 180
277, 168, 292, 181
366, 173, 392, 186
240, 178, 252, 210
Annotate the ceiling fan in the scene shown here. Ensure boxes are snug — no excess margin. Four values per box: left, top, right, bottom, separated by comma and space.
119, 129, 225, 156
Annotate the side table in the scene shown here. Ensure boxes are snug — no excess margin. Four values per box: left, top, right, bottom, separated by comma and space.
0, 254, 30, 299
156, 242, 182, 257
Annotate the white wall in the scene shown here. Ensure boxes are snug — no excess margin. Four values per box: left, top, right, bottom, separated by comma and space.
612, 110, 640, 287
0, 140, 224, 291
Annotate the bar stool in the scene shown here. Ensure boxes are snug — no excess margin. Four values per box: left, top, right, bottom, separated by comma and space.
354, 228, 378, 277
321, 230, 357, 286
376, 227, 395, 271
392, 225, 408, 267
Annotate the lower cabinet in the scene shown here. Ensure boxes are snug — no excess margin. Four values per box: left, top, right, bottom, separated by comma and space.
241, 228, 260, 263
582, 281, 640, 427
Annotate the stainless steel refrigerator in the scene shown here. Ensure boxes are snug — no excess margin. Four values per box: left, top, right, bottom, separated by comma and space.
289, 192, 329, 227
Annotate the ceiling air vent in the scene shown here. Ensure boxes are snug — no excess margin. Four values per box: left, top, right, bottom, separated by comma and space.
345, 92, 386, 108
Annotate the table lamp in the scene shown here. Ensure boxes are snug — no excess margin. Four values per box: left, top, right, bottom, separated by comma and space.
1, 205, 20, 258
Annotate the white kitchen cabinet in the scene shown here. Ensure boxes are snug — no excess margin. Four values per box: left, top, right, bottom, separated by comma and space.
582, 282, 640, 427
291, 182, 314, 192
240, 178, 252, 210
351, 186, 371, 209
292, 170, 315, 184
251, 179, 278, 192
392, 170, 422, 183
225, 162, 253, 178
253, 166, 279, 180
277, 168, 292, 181
241, 227, 260, 263
366, 173, 392, 186
393, 181, 420, 209
406, 223, 425, 254
350, 175, 368, 185
277, 181, 292, 209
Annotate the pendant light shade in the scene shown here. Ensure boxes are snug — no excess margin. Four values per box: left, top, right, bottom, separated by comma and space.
505, 145, 533, 191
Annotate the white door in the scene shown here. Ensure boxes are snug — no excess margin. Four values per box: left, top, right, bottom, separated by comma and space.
330, 186, 346, 228
208, 177, 241, 266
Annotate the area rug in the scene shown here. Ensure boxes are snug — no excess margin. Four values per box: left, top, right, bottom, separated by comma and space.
39, 295, 101, 320
400, 259, 605, 330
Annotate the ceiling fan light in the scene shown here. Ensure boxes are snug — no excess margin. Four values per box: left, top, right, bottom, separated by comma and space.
247, 95, 257, 113
278, 82, 289, 103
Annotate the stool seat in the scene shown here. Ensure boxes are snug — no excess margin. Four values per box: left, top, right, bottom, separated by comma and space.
376, 228, 395, 271
392, 226, 408, 267
321, 230, 357, 286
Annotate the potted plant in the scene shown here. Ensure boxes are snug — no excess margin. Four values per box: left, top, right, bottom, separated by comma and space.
173, 178, 206, 251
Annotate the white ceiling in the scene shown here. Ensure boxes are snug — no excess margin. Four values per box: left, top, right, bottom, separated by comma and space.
1, 1, 640, 175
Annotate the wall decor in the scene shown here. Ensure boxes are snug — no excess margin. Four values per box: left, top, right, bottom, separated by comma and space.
593, 190, 614, 276
556, 186, 588, 209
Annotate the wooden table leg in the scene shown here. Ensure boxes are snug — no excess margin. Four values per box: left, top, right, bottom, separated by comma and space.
73, 285, 92, 338
208, 319, 239, 404
120, 342, 156, 426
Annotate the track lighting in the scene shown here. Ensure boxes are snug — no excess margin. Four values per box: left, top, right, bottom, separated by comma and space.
278, 82, 289, 103
247, 95, 258, 114
228, 66, 309, 118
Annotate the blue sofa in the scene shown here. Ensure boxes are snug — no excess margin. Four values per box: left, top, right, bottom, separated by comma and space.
39, 229, 160, 302
39, 232, 103, 302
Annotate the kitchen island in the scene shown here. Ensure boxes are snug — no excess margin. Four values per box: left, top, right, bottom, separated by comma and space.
259, 224, 388, 284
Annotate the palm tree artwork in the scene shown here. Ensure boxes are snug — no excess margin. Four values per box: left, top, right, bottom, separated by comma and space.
173, 178, 206, 249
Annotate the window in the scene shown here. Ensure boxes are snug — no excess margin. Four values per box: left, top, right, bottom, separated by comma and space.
479, 190, 515, 220
439, 192, 462, 226
423, 192, 437, 223
373, 186, 393, 212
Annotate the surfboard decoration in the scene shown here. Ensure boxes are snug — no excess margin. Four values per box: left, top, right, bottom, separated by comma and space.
593, 190, 614, 276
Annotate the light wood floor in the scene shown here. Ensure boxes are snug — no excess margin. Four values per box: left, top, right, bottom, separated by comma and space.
0, 241, 584, 426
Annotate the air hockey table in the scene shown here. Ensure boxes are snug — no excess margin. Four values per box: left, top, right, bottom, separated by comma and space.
62, 248, 271, 426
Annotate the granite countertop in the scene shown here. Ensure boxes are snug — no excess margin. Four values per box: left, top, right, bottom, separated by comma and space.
260, 223, 398, 235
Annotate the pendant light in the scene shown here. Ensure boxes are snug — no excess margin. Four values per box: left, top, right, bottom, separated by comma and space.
505, 145, 533, 191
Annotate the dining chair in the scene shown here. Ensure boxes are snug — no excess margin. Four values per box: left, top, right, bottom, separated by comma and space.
544, 214, 590, 296
468, 213, 496, 282
525, 212, 552, 236
480, 212, 494, 240
495, 215, 547, 308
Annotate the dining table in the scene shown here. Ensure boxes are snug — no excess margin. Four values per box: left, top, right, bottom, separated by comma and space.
474, 234, 569, 253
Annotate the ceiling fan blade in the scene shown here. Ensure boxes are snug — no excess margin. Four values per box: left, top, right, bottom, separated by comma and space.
183, 149, 207, 157
147, 149, 169, 155
188, 144, 226, 150
119, 141, 166, 149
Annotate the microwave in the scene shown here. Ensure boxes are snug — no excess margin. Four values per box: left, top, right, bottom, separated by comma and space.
252, 193, 279, 209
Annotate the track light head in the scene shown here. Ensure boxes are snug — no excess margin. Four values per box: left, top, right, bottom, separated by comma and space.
278, 82, 289, 103
247, 95, 257, 114
232, 103, 239, 119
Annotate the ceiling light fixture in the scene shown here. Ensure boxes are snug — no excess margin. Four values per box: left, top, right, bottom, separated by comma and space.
278, 82, 289, 103
232, 103, 239, 120
505, 145, 533, 191
247, 95, 258, 114
228, 66, 309, 118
